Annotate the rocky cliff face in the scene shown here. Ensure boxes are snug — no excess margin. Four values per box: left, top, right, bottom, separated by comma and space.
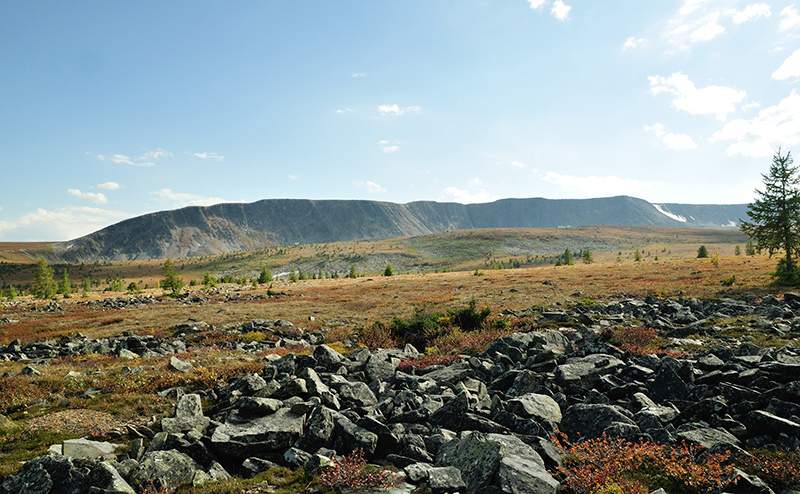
51, 196, 748, 262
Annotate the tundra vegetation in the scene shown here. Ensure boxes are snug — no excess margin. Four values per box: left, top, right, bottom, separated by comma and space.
0, 224, 799, 493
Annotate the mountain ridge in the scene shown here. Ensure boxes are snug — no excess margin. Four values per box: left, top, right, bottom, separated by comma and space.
52, 196, 748, 262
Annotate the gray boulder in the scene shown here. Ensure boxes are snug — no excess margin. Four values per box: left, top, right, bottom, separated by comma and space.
211, 408, 305, 458
129, 450, 200, 492
507, 393, 562, 423
561, 403, 638, 440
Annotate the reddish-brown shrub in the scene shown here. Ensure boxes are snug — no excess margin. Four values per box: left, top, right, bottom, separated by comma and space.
358, 322, 399, 349
740, 450, 800, 491
318, 448, 403, 492
552, 433, 732, 494
397, 354, 461, 372
429, 327, 516, 355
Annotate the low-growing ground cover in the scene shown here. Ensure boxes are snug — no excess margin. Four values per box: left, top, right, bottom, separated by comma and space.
1, 246, 799, 493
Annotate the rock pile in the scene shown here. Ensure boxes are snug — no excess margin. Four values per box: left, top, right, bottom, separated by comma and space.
1, 295, 800, 493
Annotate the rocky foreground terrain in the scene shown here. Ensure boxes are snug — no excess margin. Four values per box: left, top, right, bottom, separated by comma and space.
1, 294, 800, 493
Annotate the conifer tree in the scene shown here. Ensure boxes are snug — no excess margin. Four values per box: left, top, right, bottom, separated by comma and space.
258, 265, 272, 284
383, 262, 394, 276
160, 258, 184, 295
741, 149, 800, 284
32, 258, 57, 300
58, 268, 72, 297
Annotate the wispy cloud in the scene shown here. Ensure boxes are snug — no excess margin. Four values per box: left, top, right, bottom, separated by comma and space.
643, 123, 699, 150
378, 104, 422, 116
288, 175, 299, 181
689, 12, 725, 42
143, 148, 172, 160
351, 72, 366, 78
379, 140, 399, 153
727, 3, 770, 24
710, 89, 800, 158
335, 108, 353, 114
0, 206, 129, 242
510, 160, 527, 168
192, 152, 224, 161
67, 188, 108, 204
623, 37, 647, 51
527, 0, 545, 8
356, 181, 386, 194
151, 189, 228, 207
773, 48, 800, 80
649, 71, 745, 120
551, 0, 571, 21
96, 181, 122, 190
97, 148, 171, 167
780, 5, 800, 31
542, 172, 663, 196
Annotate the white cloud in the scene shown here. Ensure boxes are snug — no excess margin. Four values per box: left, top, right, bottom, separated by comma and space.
510, 160, 527, 168
643, 123, 699, 150
351, 72, 366, 77
690, 12, 725, 42
440, 186, 499, 204
335, 108, 353, 114
151, 189, 228, 207
527, 0, 546, 8
356, 181, 387, 194
143, 148, 172, 160
97, 148, 171, 167
192, 152, 224, 161
0, 206, 129, 241
468, 177, 484, 187
623, 37, 647, 51
710, 89, 800, 158
96, 181, 122, 190
780, 5, 800, 30
680, 0, 711, 16
288, 175, 299, 181
773, 49, 800, 80
551, 0, 571, 20
648, 71, 746, 120
67, 188, 108, 204
727, 3, 771, 24
743, 101, 762, 111
379, 140, 399, 153
378, 104, 422, 116
110, 154, 135, 165
542, 172, 663, 196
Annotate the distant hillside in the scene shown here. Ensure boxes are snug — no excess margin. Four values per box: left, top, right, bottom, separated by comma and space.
51, 196, 748, 262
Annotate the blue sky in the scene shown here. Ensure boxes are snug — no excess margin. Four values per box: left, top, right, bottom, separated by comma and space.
2, 1, 800, 241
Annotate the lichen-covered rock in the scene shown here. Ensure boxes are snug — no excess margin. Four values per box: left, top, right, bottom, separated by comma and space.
0, 455, 135, 494
211, 408, 305, 458
129, 450, 199, 492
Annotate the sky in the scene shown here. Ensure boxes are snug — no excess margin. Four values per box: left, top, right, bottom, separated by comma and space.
1, 1, 800, 242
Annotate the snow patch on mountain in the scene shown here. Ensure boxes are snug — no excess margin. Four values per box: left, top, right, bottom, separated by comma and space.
653, 204, 687, 223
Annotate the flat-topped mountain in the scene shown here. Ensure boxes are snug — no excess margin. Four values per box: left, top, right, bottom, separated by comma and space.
52, 196, 748, 262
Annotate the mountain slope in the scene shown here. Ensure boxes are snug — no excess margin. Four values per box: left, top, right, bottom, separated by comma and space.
52, 196, 748, 262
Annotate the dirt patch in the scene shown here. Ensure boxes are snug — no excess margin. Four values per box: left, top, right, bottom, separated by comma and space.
26, 409, 131, 435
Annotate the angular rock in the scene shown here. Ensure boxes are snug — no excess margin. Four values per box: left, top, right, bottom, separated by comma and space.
555, 354, 624, 389
507, 393, 562, 423
168, 356, 193, 373
61, 438, 121, 459
561, 403, 638, 440
129, 450, 199, 492
211, 408, 305, 458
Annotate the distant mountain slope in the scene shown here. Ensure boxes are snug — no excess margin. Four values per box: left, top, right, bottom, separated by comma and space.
52, 196, 748, 262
